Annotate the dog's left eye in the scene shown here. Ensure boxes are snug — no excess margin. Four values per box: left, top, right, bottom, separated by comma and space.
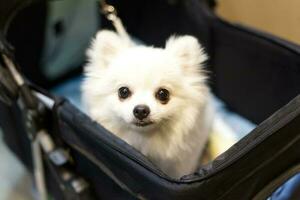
155, 88, 170, 104
118, 87, 131, 99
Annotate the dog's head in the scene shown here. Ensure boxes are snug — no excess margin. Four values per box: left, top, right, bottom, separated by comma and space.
83, 30, 208, 132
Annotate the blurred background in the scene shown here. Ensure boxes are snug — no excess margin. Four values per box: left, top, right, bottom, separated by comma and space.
217, 0, 300, 44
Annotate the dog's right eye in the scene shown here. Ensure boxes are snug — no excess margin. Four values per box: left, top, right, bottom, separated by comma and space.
118, 87, 131, 99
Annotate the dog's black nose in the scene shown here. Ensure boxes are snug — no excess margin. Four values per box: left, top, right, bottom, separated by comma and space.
133, 105, 150, 120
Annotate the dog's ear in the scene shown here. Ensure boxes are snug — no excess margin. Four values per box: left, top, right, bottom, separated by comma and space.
165, 36, 207, 71
87, 30, 130, 67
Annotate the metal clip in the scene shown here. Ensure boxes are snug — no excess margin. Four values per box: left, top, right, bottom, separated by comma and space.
100, 0, 118, 21
99, 0, 131, 45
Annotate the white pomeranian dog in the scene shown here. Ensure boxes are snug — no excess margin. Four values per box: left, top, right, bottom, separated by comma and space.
82, 30, 213, 179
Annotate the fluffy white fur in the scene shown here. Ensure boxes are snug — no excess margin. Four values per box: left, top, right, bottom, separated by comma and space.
82, 30, 213, 179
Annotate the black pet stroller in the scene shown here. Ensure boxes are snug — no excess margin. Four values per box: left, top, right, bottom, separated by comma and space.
1, 0, 300, 199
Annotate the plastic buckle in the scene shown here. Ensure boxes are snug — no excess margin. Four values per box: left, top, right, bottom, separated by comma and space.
49, 148, 70, 166
47, 161, 95, 200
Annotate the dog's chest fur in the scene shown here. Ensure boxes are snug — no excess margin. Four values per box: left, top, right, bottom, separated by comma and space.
100, 100, 212, 178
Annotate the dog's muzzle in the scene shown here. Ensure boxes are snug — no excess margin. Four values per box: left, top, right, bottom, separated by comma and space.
134, 120, 153, 127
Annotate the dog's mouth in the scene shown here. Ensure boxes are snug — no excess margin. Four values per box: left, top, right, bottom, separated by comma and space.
133, 120, 154, 127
